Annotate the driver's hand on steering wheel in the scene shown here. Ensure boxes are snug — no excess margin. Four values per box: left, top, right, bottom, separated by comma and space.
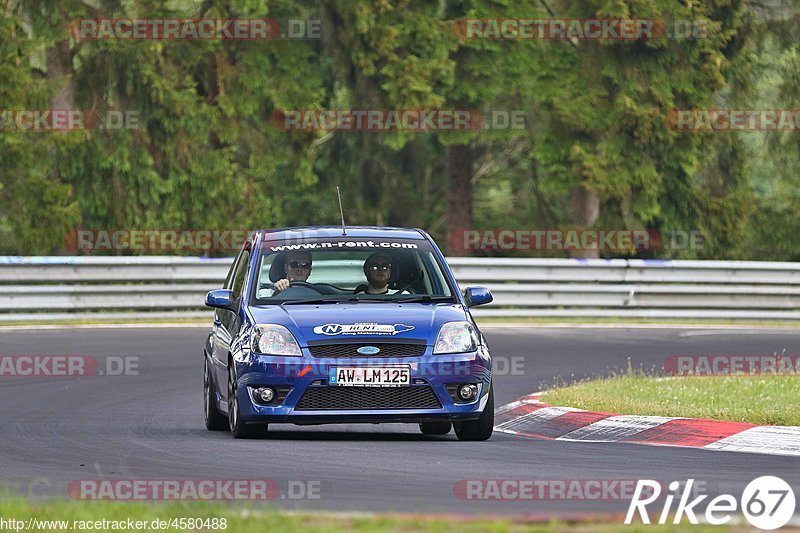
274, 278, 290, 293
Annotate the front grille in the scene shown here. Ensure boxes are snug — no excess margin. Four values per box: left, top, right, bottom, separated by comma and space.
308, 342, 426, 358
295, 386, 441, 411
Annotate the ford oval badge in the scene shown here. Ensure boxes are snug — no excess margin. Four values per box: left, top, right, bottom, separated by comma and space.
357, 346, 381, 355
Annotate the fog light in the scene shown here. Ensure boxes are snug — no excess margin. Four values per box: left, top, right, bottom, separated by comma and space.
458, 384, 479, 401
255, 387, 275, 403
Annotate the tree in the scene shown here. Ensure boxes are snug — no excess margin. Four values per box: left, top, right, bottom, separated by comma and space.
527, 0, 752, 258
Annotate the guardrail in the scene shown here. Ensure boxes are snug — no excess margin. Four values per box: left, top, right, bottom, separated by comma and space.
1, 256, 799, 321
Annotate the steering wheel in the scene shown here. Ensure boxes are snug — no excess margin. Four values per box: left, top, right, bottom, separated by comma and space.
393, 283, 416, 294
288, 281, 320, 291
258, 281, 323, 294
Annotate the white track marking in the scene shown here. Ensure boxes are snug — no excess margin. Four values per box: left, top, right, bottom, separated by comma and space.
495, 406, 583, 432
496, 394, 800, 458
704, 426, 800, 457
557, 415, 678, 442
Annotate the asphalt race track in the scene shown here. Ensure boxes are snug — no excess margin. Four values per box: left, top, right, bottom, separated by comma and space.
1, 325, 799, 517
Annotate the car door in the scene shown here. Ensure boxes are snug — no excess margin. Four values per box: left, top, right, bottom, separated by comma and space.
210, 251, 238, 368
216, 244, 251, 401
211, 246, 246, 382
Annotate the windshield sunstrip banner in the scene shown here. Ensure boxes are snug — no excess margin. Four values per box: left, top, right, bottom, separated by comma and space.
263, 239, 423, 252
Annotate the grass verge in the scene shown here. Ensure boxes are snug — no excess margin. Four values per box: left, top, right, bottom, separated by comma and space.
542, 374, 800, 426
0, 498, 738, 532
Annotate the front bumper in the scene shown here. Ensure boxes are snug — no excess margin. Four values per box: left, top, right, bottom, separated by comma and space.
233, 348, 491, 424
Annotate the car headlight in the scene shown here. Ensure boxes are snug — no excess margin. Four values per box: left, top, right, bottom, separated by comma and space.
251, 324, 302, 356
433, 321, 479, 354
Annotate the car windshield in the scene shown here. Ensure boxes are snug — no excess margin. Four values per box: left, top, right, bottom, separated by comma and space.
250, 237, 455, 305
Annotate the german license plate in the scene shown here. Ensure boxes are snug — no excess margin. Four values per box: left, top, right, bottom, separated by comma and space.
329, 366, 410, 387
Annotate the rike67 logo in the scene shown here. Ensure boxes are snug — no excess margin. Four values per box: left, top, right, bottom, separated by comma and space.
626, 477, 796, 529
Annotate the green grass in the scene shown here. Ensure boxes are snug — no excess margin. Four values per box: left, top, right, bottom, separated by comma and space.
543, 374, 800, 426
0, 498, 739, 532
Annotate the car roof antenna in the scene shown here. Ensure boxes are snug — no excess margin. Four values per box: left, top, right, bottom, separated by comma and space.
336, 186, 347, 235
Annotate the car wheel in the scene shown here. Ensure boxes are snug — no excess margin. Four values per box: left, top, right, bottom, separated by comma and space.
204, 357, 227, 431
228, 364, 267, 439
419, 421, 452, 435
454, 384, 494, 441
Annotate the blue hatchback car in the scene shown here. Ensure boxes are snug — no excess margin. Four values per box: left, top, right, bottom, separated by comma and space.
203, 227, 494, 440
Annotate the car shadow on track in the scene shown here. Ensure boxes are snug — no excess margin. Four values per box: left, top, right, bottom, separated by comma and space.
262, 429, 457, 441
190, 427, 478, 441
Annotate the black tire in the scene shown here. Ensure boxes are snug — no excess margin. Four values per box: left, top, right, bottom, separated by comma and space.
419, 421, 452, 435
228, 364, 267, 439
204, 357, 227, 431
454, 384, 494, 441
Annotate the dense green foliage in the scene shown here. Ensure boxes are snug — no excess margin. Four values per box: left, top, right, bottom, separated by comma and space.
0, 0, 797, 258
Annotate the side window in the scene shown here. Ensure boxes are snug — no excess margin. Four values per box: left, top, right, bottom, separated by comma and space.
223, 253, 240, 290
231, 250, 251, 299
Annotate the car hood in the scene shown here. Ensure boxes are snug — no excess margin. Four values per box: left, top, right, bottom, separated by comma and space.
247, 303, 469, 345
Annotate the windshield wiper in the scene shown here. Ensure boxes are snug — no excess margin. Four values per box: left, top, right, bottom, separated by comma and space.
276, 295, 455, 306
386, 295, 454, 303
280, 296, 362, 306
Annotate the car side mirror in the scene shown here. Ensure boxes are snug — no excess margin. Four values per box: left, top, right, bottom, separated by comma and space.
205, 289, 237, 311
463, 286, 493, 308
